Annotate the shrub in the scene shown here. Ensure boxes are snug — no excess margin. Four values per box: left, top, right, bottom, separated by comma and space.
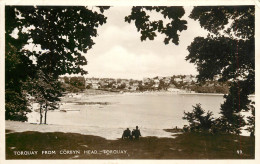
183, 104, 215, 132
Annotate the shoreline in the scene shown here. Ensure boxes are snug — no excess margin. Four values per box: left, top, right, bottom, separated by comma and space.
63, 89, 227, 98
5, 120, 177, 140
61, 89, 255, 101
66, 89, 255, 97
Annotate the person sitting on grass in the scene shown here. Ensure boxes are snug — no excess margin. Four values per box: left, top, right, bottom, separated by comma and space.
134, 126, 141, 140
122, 128, 131, 139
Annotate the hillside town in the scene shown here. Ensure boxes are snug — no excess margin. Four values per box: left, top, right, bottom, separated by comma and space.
59, 75, 229, 94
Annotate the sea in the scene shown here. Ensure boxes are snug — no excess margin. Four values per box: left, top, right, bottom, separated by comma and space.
27, 93, 253, 140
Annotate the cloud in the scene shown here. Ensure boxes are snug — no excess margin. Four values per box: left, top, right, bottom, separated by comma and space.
85, 45, 197, 79
83, 6, 207, 79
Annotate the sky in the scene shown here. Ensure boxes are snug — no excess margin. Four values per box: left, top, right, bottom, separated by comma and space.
19, 6, 209, 80
83, 6, 209, 80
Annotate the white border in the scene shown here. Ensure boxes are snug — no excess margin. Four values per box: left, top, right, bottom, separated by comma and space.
0, 0, 259, 164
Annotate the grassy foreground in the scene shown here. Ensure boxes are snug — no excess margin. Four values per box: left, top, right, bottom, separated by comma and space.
6, 130, 254, 159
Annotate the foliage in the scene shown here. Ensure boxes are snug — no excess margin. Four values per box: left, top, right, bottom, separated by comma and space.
5, 43, 33, 121
183, 104, 215, 132
6, 6, 109, 77
69, 77, 86, 90
188, 84, 229, 94
86, 83, 93, 89
186, 36, 254, 82
61, 76, 86, 92
186, 6, 255, 134
5, 90, 31, 122
125, 6, 187, 45
117, 83, 126, 89
25, 70, 62, 124
190, 6, 254, 39
246, 102, 255, 137
158, 79, 169, 90
5, 6, 109, 121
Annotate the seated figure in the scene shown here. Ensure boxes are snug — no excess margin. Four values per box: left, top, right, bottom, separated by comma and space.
122, 128, 131, 139
134, 126, 141, 139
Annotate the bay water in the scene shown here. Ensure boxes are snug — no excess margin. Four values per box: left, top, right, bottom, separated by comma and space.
27, 93, 251, 139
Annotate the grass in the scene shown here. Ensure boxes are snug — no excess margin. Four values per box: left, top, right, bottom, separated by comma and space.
6, 130, 254, 159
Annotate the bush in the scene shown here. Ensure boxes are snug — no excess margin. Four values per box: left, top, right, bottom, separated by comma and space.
183, 104, 215, 132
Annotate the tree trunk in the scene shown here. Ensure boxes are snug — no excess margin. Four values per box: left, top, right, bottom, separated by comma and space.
44, 103, 48, 124
40, 104, 43, 124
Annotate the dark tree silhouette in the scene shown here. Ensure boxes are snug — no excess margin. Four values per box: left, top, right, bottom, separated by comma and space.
25, 70, 62, 124
186, 6, 255, 134
5, 43, 33, 121
126, 6, 255, 134
125, 6, 187, 45
5, 6, 109, 121
183, 104, 214, 132
246, 102, 255, 137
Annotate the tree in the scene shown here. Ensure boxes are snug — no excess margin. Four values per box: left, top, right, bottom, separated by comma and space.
117, 83, 126, 90
138, 82, 145, 91
86, 83, 92, 89
126, 6, 254, 134
25, 70, 62, 124
69, 77, 86, 91
125, 6, 187, 45
246, 102, 255, 137
158, 79, 167, 90
5, 6, 109, 121
7, 6, 110, 77
186, 6, 255, 134
183, 104, 214, 132
5, 43, 33, 121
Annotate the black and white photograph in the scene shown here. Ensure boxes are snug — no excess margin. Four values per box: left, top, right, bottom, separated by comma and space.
0, 0, 259, 161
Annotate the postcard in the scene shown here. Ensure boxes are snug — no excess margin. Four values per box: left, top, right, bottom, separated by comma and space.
0, 0, 259, 163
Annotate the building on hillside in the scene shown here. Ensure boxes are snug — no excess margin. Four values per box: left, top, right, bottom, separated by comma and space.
143, 77, 150, 84
164, 77, 171, 84
154, 79, 160, 84
112, 83, 119, 88
133, 82, 139, 87
191, 77, 197, 82
167, 84, 177, 92
129, 86, 138, 91
153, 83, 159, 89
174, 78, 182, 83
92, 83, 100, 89
99, 81, 105, 86
183, 75, 192, 83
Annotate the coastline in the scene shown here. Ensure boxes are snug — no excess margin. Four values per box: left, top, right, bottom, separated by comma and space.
78, 89, 255, 97
63, 89, 228, 99
5, 120, 177, 140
